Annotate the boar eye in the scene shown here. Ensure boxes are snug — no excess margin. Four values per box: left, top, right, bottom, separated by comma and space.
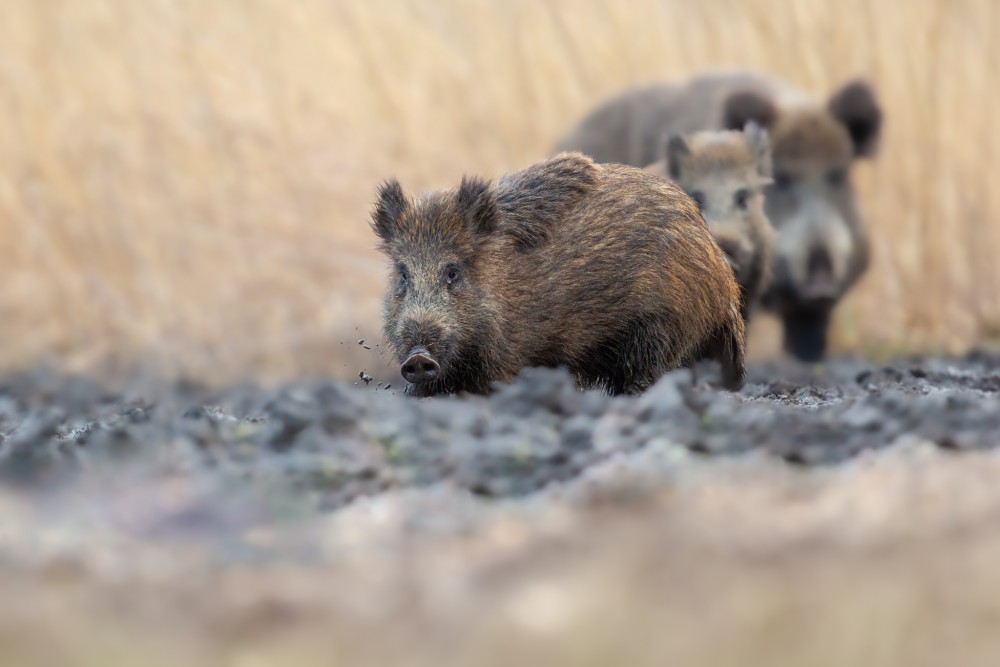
689, 191, 706, 211
774, 170, 796, 190
734, 188, 750, 210
444, 263, 461, 286
827, 167, 848, 187
397, 263, 410, 287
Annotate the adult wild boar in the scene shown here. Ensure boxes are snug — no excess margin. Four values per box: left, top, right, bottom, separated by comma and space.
371, 152, 746, 397
556, 71, 882, 361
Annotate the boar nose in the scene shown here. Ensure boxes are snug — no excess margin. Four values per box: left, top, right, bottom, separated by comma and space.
800, 246, 837, 304
401, 348, 440, 385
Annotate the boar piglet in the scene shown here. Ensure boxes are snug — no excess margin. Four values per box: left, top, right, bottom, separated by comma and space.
647, 122, 776, 322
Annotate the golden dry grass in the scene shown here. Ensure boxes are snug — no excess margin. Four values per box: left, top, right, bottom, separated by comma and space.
0, 0, 997, 382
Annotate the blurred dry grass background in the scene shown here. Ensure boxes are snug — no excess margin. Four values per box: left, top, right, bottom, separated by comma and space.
0, 0, 997, 383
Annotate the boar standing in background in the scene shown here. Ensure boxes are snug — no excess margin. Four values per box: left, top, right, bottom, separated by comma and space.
556, 71, 882, 361
371, 152, 746, 397
645, 123, 775, 322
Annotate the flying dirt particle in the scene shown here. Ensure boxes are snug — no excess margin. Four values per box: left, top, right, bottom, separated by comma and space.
384, 384, 391, 391
358, 339, 372, 350
358, 371, 373, 386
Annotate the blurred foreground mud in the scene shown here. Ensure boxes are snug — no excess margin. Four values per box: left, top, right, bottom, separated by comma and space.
2, 352, 1000, 666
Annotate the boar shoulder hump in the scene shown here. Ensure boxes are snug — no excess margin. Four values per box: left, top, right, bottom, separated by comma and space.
495, 152, 598, 251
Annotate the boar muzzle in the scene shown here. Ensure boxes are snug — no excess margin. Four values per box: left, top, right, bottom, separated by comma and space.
400, 347, 441, 385
797, 245, 838, 306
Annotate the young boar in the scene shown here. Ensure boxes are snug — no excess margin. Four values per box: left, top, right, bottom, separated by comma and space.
556, 70, 881, 361
645, 123, 776, 322
371, 152, 746, 397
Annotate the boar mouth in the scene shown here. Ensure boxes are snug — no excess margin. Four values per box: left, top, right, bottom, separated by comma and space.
795, 279, 839, 308
767, 259, 838, 310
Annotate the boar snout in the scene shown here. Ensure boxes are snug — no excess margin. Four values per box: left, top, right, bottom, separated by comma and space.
401, 348, 441, 385
798, 246, 838, 305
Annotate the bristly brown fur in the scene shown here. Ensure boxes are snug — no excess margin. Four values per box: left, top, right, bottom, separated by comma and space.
373, 152, 745, 396
495, 152, 599, 251
769, 111, 854, 163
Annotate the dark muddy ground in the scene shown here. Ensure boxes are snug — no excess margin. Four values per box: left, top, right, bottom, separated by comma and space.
2, 351, 1000, 666
3, 350, 999, 496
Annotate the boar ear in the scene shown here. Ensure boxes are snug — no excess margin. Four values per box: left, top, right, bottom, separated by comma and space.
457, 175, 497, 237
371, 179, 408, 242
723, 90, 777, 132
743, 121, 773, 180
828, 79, 882, 158
665, 134, 689, 181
